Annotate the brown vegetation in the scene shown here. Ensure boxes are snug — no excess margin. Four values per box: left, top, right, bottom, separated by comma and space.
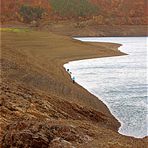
1, 0, 147, 25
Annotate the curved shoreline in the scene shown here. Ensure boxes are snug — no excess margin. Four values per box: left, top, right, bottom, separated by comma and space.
2, 30, 147, 147
62, 38, 126, 135
64, 37, 147, 138
64, 58, 123, 134
60, 43, 127, 132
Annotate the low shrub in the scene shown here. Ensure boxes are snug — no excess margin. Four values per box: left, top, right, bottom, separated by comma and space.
19, 5, 44, 23
49, 0, 99, 18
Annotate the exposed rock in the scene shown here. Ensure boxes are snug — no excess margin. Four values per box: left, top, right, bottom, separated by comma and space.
49, 138, 75, 148
2, 120, 90, 148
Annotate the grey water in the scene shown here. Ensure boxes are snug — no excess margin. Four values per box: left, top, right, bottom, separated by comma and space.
64, 37, 148, 138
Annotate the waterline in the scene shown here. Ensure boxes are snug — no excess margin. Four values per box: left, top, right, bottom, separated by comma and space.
64, 37, 148, 138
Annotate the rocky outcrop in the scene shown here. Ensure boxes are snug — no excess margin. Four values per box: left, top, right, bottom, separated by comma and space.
2, 120, 91, 148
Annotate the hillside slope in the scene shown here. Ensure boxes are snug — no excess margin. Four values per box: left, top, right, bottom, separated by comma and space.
1, 29, 147, 147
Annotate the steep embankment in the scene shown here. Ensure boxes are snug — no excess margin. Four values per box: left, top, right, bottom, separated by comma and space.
1, 29, 147, 147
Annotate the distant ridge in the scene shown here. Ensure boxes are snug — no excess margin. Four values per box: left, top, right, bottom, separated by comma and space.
1, 0, 148, 25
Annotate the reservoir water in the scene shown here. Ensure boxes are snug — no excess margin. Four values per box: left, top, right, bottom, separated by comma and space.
64, 37, 148, 138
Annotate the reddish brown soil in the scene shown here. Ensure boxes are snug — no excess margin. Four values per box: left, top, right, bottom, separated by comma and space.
0, 30, 147, 147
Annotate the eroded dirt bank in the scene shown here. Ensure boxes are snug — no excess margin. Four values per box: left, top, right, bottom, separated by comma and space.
0, 30, 147, 147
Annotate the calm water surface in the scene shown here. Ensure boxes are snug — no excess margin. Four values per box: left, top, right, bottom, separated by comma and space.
64, 37, 148, 138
